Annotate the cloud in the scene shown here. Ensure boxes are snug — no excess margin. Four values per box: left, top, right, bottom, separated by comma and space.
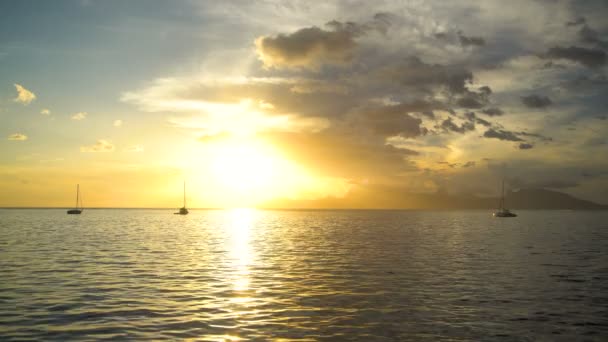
119, 6, 607, 202
198, 132, 232, 143
122, 78, 332, 134
566, 17, 585, 26
378, 56, 473, 94
255, 26, 358, 69
13, 84, 36, 105
40, 109, 51, 115
457, 96, 485, 109
7, 133, 27, 141
80, 140, 114, 152
123, 145, 144, 152
260, 131, 418, 179
358, 103, 428, 138
483, 129, 523, 141
464, 112, 491, 127
578, 25, 607, 48
518, 131, 552, 142
545, 46, 607, 68
458, 32, 485, 47
71, 112, 87, 120
255, 15, 390, 69
439, 117, 475, 134
481, 107, 504, 116
519, 143, 534, 149
435, 30, 485, 47
521, 94, 552, 108
113, 119, 123, 127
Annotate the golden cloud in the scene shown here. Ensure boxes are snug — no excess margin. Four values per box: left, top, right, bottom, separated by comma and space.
80, 139, 114, 152
7, 133, 28, 141
13, 84, 36, 105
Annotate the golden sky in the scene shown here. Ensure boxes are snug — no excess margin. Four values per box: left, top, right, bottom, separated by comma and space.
1, 1, 607, 207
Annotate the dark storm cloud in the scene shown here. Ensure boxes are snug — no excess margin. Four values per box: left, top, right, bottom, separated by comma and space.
464, 112, 491, 127
578, 25, 608, 49
519, 143, 534, 149
434, 32, 448, 40
439, 117, 475, 134
462, 161, 476, 168
481, 107, 504, 116
435, 30, 485, 47
457, 96, 485, 109
483, 129, 523, 141
518, 131, 552, 142
566, 17, 585, 26
381, 56, 473, 94
359, 103, 429, 138
478, 86, 492, 95
255, 15, 391, 69
256, 26, 357, 68
457, 31, 485, 47
545, 46, 607, 68
521, 94, 552, 108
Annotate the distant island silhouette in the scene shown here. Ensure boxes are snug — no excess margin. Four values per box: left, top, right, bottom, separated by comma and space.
262, 188, 607, 210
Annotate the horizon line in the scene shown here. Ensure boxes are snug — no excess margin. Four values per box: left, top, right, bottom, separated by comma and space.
1, 207, 606, 211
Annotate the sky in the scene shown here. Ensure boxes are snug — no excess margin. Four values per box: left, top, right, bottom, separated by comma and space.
1, 0, 607, 208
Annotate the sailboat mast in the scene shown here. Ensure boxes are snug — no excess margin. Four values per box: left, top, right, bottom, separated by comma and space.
501, 179, 505, 209
183, 181, 186, 208
76, 184, 79, 208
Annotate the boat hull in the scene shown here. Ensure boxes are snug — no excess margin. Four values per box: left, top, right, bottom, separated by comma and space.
493, 212, 517, 217
67, 209, 82, 215
174, 207, 189, 215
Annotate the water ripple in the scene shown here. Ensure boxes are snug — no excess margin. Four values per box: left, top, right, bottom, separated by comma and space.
1, 209, 607, 341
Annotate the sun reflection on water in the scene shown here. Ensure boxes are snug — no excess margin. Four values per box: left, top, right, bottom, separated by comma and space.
227, 208, 254, 296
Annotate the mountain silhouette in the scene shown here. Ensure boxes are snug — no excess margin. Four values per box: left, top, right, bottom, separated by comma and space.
262, 187, 607, 210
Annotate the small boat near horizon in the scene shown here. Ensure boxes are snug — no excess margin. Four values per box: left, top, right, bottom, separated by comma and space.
494, 179, 517, 217
174, 181, 189, 215
67, 184, 83, 215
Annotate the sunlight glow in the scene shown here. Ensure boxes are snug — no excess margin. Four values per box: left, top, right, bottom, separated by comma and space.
227, 208, 254, 293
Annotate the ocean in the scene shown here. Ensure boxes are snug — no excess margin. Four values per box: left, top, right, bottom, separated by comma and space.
0, 209, 607, 341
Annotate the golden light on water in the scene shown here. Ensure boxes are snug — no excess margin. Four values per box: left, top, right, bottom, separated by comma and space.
227, 208, 254, 296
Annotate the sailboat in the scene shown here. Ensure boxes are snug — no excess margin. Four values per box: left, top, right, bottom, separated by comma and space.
493, 179, 516, 217
67, 184, 83, 215
174, 181, 189, 215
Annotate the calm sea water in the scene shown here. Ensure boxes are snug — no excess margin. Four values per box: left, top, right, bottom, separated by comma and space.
0, 209, 607, 341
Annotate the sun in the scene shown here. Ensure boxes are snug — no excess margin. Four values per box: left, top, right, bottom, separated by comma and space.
207, 139, 296, 206
211, 142, 275, 192
180, 136, 350, 208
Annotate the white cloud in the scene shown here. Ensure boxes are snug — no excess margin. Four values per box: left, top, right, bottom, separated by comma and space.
122, 77, 330, 135
123, 145, 144, 152
113, 119, 123, 127
13, 84, 36, 105
80, 139, 114, 152
40, 109, 51, 115
71, 112, 87, 120
8, 133, 28, 141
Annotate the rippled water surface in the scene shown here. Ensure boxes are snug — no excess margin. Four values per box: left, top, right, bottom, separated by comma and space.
1, 209, 607, 341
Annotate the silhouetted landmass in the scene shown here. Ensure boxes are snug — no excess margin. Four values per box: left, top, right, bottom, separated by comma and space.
262, 188, 607, 210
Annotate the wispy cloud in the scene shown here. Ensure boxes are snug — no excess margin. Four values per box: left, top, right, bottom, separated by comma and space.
8, 133, 28, 141
13, 84, 36, 105
113, 119, 122, 127
123, 145, 144, 152
80, 139, 114, 152
71, 112, 87, 120
40, 109, 51, 115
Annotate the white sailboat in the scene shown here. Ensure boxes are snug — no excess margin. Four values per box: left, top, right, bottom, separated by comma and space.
67, 184, 83, 215
174, 181, 189, 215
493, 179, 516, 217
